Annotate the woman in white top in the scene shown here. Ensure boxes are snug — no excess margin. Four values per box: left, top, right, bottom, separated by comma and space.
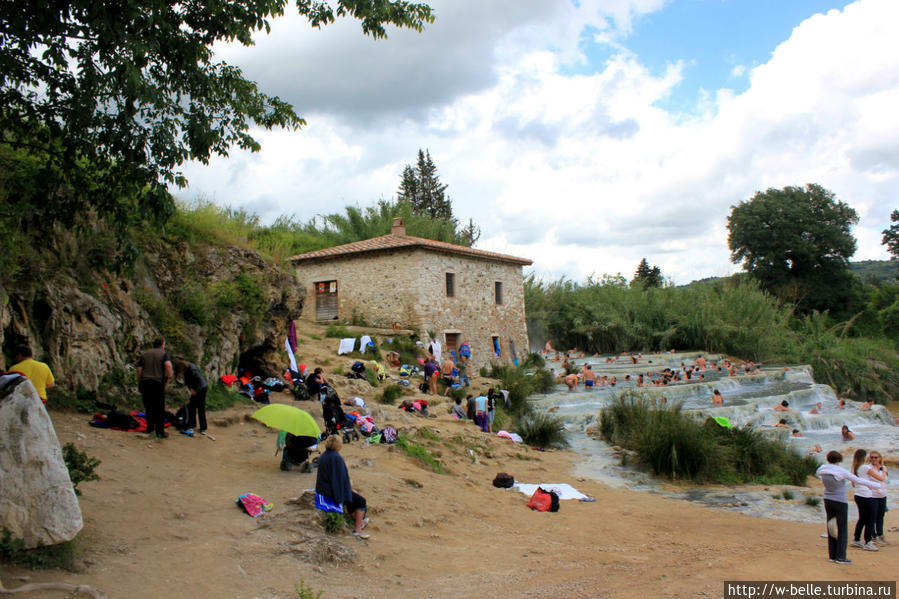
816, 450, 883, 564
850, 449, 879, 551
867, 451, 889, 545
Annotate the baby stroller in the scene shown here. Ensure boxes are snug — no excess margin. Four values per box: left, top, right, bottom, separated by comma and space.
321, 386, 359, 443
279, 432, 318, 472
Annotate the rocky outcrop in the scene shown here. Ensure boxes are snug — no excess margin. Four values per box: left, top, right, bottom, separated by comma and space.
0, 376, 83, 548
0, 241, 303, 396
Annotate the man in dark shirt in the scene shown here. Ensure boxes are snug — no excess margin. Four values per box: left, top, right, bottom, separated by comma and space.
137, 336, 173, 438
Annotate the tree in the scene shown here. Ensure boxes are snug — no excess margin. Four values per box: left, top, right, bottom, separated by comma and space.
883, 209, 899, 259
0, 1, 434, 235
727, 184, 859, 313
632, 258, 662, 289
396, 149, 452, 219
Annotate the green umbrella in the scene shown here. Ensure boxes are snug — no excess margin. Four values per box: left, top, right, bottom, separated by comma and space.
252, 404, 321, 437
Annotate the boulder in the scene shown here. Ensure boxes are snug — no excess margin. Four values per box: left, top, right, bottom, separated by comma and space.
0, 376, 83, 548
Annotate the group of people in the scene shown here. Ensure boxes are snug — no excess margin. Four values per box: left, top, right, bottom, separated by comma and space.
137, 336, 208, 438
448, 388, 499, 433
816, 448, 889, 563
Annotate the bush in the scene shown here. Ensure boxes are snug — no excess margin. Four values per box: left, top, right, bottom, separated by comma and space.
321, 511, 346, 534
378, 384, 404, 405
488, 363, 556, 415
396, 434, 444, 473
515, 410, 569, 449
206, 384, 254, 411
380, 335, 420, 366
62, 443, 100, 496
0, 528, 77, 570
325, 324, 352, 338
599, 394, 818, 484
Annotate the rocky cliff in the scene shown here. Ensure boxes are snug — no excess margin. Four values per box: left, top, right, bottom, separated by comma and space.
0, 237, 303, 400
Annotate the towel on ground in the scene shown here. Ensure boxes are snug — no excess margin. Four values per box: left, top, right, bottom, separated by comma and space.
337, 338, 356, 355
512, 483, 588, 501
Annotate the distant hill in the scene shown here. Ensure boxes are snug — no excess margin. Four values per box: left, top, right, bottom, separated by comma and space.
849, 259, 898, 283
685, 260, 897, 287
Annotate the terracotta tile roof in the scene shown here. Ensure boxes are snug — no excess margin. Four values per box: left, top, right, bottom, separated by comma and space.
289, 234, 532, 266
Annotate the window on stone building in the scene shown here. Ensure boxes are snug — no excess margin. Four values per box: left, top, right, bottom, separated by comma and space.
446, 272, 455, 297
494, 281, 503, 305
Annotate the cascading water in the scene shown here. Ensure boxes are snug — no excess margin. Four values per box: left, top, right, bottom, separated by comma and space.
529, 351, 898, 522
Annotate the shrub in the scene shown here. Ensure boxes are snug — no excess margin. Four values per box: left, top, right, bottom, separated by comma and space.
396, 434, 444, 473
0, 528, 77, 570
380, 335, 420, 366
806, 496, 821, 507
515, 410, 569, 449
294, 581, 324, 599
488, 363, 556, 414
62, 443, 100, 496
782, 489, 794, 500
325, 324, 352, 338
321, 512, 346, 534
206, 384, 254, 411
378, 384, 404, 405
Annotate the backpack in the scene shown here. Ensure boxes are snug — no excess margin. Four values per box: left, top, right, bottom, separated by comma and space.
351, 361, 366, 374
418, 382, 429, 393
493, 472, 515, 488
381, 425, 398, 444
359, 420, 378, 437
527, 487, 560, 512
174, 405, 189, 430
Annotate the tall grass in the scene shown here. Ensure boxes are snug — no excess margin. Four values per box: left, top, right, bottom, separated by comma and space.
488, 363, 555, 414
599, 394, 818, 484
515, 411, 569, 449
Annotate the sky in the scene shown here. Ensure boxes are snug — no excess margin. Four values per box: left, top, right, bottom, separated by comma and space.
177, 0, 899, 285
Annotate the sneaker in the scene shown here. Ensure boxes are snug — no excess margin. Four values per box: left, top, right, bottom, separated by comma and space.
199, 430, 207, 435
361, 517, 370, 530
850, 540, 864, 549
181, 429, 194, 436
861, 541, 879, 551
830, 558, 852, 564
352, 531, 370, 540
874, 535, 889, 545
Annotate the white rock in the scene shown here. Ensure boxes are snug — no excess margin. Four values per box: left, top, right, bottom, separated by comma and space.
0, 377, 83, 548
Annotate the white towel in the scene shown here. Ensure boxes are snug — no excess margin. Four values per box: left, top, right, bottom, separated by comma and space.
285, 337, 298, 372
337, 338, 356, 355
512, 483, 588, 501
359, 335, 373, 353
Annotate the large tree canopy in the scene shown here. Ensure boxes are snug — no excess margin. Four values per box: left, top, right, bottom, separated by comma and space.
727, 183, 859, 313
396, 149, 452, 220
0, 0, 433, 232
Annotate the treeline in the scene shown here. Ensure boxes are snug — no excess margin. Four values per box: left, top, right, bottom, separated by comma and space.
526, 274, 899, 403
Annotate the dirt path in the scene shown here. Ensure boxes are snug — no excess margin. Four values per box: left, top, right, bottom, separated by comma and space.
4, 323, 896, 598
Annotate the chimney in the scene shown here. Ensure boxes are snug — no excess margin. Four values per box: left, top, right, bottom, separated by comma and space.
391, 217, 406, 236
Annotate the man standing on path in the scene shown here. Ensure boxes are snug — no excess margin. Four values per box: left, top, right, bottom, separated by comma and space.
11, 344, 54, 404
441, 355, 455, 395
138, 336, 173, 438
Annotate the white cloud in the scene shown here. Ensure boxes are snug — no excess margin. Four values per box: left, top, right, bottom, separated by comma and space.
179, 0, 898, 285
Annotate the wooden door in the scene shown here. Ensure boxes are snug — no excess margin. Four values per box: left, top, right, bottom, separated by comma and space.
315, 280, 338, 321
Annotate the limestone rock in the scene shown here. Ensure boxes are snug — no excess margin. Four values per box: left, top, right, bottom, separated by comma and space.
0, 378, 83, 548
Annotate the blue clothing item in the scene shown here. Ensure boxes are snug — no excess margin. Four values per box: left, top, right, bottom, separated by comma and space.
316, 449, 353, 506
475, 395, 487, 412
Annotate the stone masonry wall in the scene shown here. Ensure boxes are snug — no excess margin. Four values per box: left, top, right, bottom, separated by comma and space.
295, 248, 529, 369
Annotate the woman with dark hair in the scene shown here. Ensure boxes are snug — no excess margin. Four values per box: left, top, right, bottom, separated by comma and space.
850, 449, 887, 550
316, 435, 369, 539
816, 450, 883, 564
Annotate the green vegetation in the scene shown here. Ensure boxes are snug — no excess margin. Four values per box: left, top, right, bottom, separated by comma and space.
381, 336, 421, 367
396, 434, 444, 473
781, 489, 795, 500
325, 324, 352, 339
515, 411, 569, 449
294, 580, 324, 599
62, 443, 101, 496
321, 512, 346, 534
806, 496, 821, 507
0, 528, 77, 570
206, 385, 254, 412
488, 363, 555, 414
599, 394, 818, 484
378, 384, 405, 405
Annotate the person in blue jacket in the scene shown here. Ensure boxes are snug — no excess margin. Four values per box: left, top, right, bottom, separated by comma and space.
316, 434, 369, 539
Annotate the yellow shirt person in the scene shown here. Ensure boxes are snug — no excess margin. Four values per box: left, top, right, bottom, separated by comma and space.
11, 345, 55, 403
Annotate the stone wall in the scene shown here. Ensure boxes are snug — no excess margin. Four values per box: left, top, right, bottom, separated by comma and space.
295, 248, 529, 369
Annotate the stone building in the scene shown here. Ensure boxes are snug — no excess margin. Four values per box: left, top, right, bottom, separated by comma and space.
289, 219, 532, 368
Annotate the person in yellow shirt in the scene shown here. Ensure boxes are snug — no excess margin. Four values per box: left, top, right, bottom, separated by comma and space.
11, 344, 55, 403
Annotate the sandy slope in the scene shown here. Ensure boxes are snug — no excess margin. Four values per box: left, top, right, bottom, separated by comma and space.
3, 328, 896, 598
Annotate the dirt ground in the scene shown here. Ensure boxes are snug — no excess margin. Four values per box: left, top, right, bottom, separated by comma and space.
3, 328, 897, 598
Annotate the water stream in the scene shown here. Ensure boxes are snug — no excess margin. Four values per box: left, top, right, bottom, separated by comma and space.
528, 351, 898, 522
